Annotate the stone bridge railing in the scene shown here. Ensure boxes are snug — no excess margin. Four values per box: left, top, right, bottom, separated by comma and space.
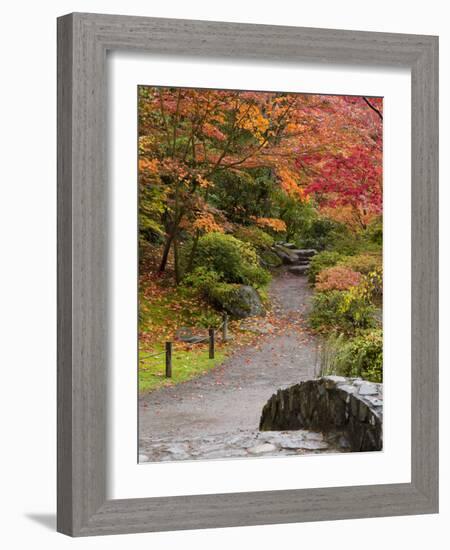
259, 376, 383, 452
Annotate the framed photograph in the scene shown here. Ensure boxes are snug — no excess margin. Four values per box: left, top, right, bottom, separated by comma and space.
57, 12, 438, 536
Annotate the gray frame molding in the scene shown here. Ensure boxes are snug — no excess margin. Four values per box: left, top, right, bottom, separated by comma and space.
57, 12, 438, 537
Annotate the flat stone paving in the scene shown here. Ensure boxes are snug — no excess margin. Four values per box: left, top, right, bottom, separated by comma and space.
139, 429, 348, 462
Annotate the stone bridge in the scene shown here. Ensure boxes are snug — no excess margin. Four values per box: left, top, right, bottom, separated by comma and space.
259, 376, 383, 452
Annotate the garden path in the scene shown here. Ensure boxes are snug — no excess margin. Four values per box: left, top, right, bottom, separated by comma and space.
138, 270, 344, 461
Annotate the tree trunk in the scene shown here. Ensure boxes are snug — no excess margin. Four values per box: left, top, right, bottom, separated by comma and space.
158, 231, 175, 273
186, 229, 200, 273
173, 235, 181, 284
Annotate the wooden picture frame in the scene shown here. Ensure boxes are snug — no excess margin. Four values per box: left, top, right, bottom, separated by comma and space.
57, 12, 438, 536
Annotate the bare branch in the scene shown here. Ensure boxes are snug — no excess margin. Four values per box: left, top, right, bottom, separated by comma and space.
362, 97, 383, 120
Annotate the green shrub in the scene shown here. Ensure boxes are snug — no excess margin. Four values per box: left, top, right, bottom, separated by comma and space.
327, 232, 364, 256
308, 251, 344, 284
364, 216, 383, 246
299, 215, 382, 256
192, 232, 270, 287
338, 253, 382, 275
297, 217, 346, 251
309, 289, 377, 333
183, 266, 221, 296
359, 268, 383, 304
182, 267, 237, 307
183, 268, 263, 316
321, 329, 383, 383
233, 226, 274, 251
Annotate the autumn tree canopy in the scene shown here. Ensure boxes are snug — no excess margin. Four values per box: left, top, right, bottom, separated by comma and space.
138, 87, 383, 281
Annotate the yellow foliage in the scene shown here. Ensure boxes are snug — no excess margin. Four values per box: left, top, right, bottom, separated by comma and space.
277, 168, 309, 201
197, 175, 212, 189
236, 104, 269, 144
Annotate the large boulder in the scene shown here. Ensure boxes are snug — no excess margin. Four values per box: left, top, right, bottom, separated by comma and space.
260, 249, 283, 268
220, 285, 265, 319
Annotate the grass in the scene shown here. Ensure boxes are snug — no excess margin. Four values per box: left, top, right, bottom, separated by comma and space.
139, 273, 230, 393
139, 345, 227, 393
139, 277, 222, 345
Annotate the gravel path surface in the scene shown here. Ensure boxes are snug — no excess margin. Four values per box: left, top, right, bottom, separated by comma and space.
138, 270, 344, 461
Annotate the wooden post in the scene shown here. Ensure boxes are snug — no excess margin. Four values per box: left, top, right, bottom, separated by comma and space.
209, 328, 215, 359
165, 341, 172, 377
222, 312, 228, 342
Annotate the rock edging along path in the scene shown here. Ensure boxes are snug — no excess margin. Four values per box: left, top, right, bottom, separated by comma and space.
260, 376, 383, 452
139, 270, 346, 462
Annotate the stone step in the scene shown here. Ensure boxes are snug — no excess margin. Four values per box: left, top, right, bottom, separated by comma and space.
290, 248, 317, 258
288, 265, 309, 276
272, 245, 317, 265
272, 248, 298, 265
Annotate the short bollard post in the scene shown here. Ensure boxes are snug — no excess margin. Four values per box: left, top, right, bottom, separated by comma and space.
209, 328, 215, 359
165, 341, 172, 378
222, 312, 228, 342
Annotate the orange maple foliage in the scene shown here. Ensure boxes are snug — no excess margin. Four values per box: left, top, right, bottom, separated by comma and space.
192, 212, 225, 234
254, 217, 287, 233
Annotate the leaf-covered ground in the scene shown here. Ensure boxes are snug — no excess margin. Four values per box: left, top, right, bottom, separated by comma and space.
139, 270, 268, 392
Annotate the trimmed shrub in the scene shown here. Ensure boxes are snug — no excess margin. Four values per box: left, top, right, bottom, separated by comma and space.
234, 226, 274, 251
183, 266, 221, 297
192, 232, 270, 287
315, 266, 362, 291
308, 251, 344, 284
309, 289, 377, 333
183, 267, 264, 318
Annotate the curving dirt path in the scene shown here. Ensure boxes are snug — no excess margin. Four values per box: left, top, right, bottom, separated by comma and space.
138, 270, 343, 461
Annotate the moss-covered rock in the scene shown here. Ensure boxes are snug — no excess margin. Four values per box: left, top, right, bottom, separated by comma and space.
210, 283, 265, 319
260, 249, 283, 268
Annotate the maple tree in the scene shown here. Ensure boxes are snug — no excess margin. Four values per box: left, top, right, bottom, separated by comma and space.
138, 87, 383, 280
139, 87, 298, 276
297, 96, 383, 228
